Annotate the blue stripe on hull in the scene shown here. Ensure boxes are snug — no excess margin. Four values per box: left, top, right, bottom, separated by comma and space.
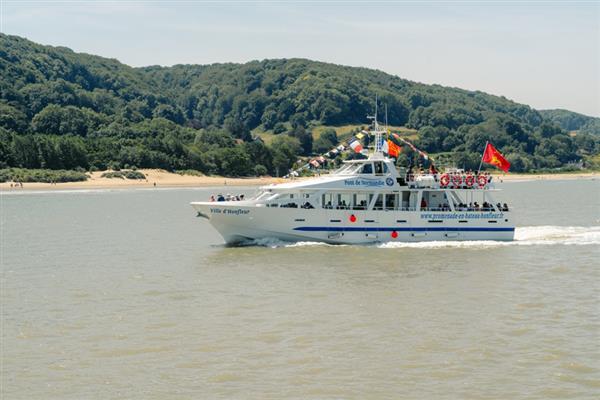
293, 226, 515, 232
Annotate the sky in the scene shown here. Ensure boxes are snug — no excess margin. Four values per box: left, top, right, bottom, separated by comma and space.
1, 0, 599, 117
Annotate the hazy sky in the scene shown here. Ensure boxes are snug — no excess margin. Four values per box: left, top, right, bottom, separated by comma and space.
2, 1, 599, 116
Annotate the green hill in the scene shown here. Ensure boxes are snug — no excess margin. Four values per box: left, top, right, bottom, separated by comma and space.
539, 109, 600, 135
1, 33, 598, 176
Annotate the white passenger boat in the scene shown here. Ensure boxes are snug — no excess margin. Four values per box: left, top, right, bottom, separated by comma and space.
191, 124, 514, 245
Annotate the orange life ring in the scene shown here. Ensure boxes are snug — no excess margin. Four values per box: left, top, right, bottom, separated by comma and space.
440, 173, 450, 187
452, 174, 463, 186
465, 174, 475, 187
477, 175, 487, 187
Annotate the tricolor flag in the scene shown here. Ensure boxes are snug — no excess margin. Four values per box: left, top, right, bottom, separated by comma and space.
482, 142, 510, 172
381, 139, 389, 154
349, 140, 363, 153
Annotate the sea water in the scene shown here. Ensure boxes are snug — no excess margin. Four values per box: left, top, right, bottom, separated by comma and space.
1, 179, 599, 399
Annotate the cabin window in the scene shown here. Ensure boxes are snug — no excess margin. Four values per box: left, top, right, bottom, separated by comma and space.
400, 191, 412, 210
373, 162, 388, 175
322, 193, 334, 209
369, 193, 383, 210
361, 163, 373, 174
353, 193, 368, 210
337, 193, 352, 209
385, 194, 397, 210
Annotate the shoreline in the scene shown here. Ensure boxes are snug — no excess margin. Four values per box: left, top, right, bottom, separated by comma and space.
1, 169, 598, 192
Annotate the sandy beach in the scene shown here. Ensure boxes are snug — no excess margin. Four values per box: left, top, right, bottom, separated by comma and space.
0, 170, 286, 191
0, 169, 598, 192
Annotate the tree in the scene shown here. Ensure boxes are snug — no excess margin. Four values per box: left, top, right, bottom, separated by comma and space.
0, 103, 28, 133
270, 135, 301, 176
288, 126, 312, 156
313, 128, 338, 154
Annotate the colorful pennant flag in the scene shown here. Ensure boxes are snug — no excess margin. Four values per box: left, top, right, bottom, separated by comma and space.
349, 140, 363, 153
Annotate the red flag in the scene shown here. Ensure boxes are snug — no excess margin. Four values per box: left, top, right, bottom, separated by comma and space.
482, 143, 510, 172
387, 139, 401, 157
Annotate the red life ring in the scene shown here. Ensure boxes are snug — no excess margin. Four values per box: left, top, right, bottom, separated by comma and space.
440, 173, 450, 187
465, 174, 475, 187
477, 175, 487, 187
452, 174, 463, 187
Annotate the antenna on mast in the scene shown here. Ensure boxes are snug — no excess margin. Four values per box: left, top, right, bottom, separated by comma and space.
385, 104, 388, 131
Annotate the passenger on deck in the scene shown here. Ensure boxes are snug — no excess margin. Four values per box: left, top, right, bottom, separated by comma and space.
210, 195, 215, 202
429, 164, 438, 181
503, 203, 509, 211
217, 194, 225, 201
420, 198, 428, 209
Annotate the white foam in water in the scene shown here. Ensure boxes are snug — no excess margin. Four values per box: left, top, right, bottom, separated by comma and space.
241, 226, 600, 249
239, 237, 344, 248
380, 226, 600, 249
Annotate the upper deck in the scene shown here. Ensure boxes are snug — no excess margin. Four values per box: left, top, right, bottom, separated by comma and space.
265, 156, 497, 192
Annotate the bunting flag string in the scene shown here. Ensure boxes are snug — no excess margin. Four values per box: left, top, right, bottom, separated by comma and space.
388, 132, 432, 161
285, 129, 431, 178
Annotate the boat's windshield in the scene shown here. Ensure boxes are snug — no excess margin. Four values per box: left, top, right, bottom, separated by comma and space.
333, 161, 389, 176
333, 163, 364, 175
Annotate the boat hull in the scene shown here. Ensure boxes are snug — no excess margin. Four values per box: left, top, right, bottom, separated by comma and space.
191, 202, 515, 245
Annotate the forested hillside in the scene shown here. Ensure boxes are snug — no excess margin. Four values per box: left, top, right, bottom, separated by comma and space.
539, 109, 600, 135
1, 33, 598, 176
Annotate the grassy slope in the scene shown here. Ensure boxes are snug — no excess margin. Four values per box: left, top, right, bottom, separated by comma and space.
253, 124, 419, 145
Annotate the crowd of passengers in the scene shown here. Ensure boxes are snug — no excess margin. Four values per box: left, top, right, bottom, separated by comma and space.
405, 165, 494, 186
426, 202, 509, 212
209, 193, 246, 202
281, 200, 509, 212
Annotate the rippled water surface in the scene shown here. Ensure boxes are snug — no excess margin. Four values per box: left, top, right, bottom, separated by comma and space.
2, 179, 599, 399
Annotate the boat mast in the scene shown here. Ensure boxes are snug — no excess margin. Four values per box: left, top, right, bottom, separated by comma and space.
368, 95, 385, 158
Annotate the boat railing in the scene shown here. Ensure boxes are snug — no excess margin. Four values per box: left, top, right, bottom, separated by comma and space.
406, 172, 495, 189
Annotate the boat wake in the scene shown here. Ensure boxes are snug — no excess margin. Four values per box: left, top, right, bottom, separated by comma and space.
235, 226, 600, 249
380, 226, 600, 249
234, 237, 345, 248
